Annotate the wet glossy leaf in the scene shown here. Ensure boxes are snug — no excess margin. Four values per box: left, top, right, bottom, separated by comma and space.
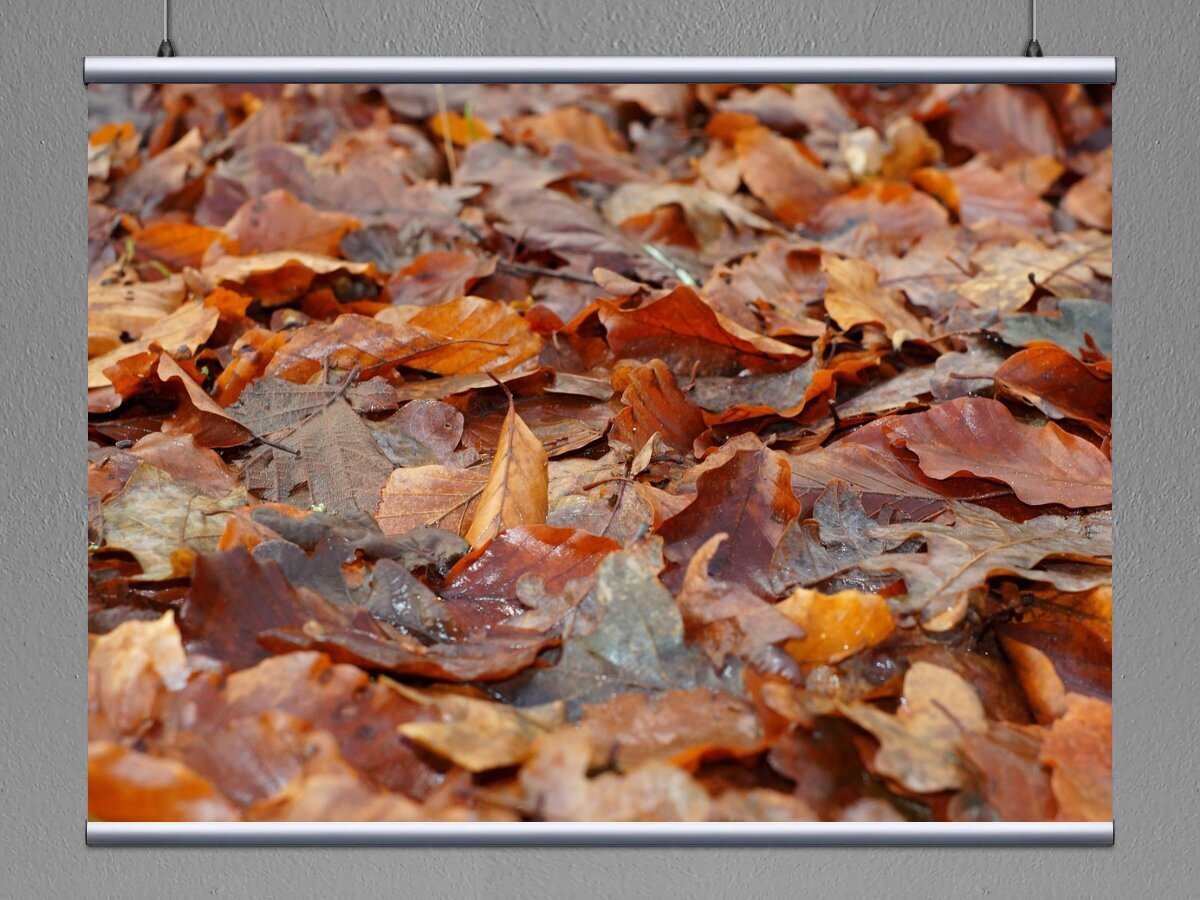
885, 397, 1112, 507
659, 443, 800, 594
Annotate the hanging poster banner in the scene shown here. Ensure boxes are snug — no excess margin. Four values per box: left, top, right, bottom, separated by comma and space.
85, 59, 1114, 846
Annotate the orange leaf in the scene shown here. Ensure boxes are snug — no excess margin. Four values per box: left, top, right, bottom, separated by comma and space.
464, 399, 549, 547
777, 587, 895, 665
821, 255, 929, 340
429, 110, 495, 146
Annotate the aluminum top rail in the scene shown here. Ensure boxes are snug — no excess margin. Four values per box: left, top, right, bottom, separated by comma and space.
83, 55, 1117, 85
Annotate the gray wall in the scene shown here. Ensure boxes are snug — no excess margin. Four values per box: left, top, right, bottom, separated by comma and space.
2, 0, 1197, 896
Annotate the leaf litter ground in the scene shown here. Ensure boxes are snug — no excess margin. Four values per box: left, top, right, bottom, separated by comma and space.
87, 81, 1112, 824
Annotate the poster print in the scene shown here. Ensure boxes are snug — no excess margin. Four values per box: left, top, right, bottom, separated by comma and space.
87, 80, 1112, 830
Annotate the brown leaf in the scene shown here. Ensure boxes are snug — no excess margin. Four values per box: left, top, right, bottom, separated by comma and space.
676, 534, 804, 669
88, 271, 187, 357
108, 128, 205, 218
884, 397, 1112, 507
89, 741, 239, 822
600, 286, 806, 376
464, 399, 548, 547
389, 681, 564, 772
375, 465, 488, 537
185, 651, 440, 798
914, 160, 1051, 229
442, 525, 619, 607
101, 463, 247, 581
841, 662, 987, 793
960, 722, 1055, 821
709, 113, 839, 226
130, 432, 241, 496
519, 730, 710, 822
610, 359, 705, 454
811, 182, 949, 242
659, 443, 800, 594
201, 251, 377, 308
88, 301, 219, 390
152, 353, 253, 448
821, 255, 929, 340
88, 611, 189, 739
949, 85, 1064, 164
517, 541, 728, 710
993, 344, 1111, 432
264, 313, 434, 383
384, 251, 496, 307
578, 688, 765, 770
776, 587, 894, 665
134, 220, 230, 270
1039, 694, 1112, 821
864, 503, 1111, 631
221, 189, 361, 256
378, 295, 541, 376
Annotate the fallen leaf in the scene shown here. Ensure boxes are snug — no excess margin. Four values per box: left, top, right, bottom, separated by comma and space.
993, 344, 1111, 431
1039, 694, 1112, 821
442, 525, 619, 606
375, 465, 489, 537
88, 611, 189, 738
101, 464, 247, 581
578, 688, 765, 769
914, 160, 1051, 229
949, 85, 1063, 164
992, 298, 1112, 357
220, 189, 361, 256
518, 541, 728, 711
389, 681, 563, 772
777, 587, 894, 665
811, 182, 949, 242
821, 255, 929, 340
841, 662, 987, 793
884, 396, 1112, 507
89, 741, 239, 822
862, 502, 1111, 630
610, 359, 705, 454
675, 534, 804, 669
464, 399, 548, 547
88, 301, 219, 390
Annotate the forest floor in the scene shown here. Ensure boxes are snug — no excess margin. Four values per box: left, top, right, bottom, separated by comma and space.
86, 80, 1112, 824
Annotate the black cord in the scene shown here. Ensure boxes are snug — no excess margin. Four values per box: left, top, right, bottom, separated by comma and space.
157, 0, 175, 56
1025, 0, 1043, 56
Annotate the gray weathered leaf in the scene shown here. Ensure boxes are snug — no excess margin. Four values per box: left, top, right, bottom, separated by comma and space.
101, 463, 247, 581
991, 299, 1112, 356
517, 539, 731, 713
861, 503, 1112, 631
768, 481, 892, 594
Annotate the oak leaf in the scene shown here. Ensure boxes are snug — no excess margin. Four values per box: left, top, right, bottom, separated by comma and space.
841, 662, 986, 793
100, 463, 247, 581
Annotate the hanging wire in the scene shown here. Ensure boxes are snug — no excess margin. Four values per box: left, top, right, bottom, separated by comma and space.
157, 0, 176, 57
1025, 0, 1043, 56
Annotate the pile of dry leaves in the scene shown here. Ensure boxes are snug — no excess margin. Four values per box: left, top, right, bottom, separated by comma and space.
87, 81, 1112, 824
